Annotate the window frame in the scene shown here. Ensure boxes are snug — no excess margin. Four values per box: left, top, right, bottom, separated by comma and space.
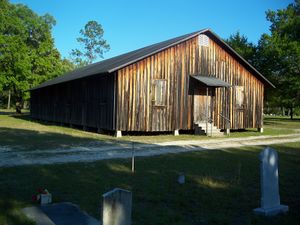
152, 79, 167, 107
235, 86, 245, 109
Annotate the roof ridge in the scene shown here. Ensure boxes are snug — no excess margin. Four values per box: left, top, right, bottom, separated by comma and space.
31, 28, 274, 90
31, 29, 207, 90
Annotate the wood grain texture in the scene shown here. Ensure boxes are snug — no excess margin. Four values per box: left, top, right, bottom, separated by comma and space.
116, 35, 264, 131
30, 73, 115, 130
31, 33, 264, 132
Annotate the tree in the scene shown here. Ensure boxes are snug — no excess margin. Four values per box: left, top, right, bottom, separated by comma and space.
225, 31, 257, 64
256, 0, 300, 119
0, 0, 73, 113
70, 21, 110, 67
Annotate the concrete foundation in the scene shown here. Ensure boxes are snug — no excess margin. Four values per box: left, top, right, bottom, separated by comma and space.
174, 130, 179, 136
225, 128, 230, 135
258, 127, 264, 133
115, 130, 122, 138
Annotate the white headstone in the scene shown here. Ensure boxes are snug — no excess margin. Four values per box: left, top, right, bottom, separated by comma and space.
102, 188, 132, 225
253, 147, 289, 216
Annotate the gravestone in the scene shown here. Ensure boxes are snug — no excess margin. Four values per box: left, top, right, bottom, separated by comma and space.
102, 188, 132, 225
22, 202, 99, 225
253, 147, 289, 216
177, 172, 185, 184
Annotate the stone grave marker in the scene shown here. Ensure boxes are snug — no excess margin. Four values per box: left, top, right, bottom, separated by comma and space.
177, 172, 185, 184
102, 188, 132, 225
253, 147, 289, 216
22, 202, 99, 225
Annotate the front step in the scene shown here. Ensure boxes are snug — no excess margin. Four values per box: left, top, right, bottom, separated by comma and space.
194, 122, 224, 136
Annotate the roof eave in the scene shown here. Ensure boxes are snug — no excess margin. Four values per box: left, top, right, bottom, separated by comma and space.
204, 29, 275, 88
107, 28, 210, 73
30, 71, 109, 91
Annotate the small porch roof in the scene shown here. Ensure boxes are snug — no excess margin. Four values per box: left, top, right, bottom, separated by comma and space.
191, 75, 231, 87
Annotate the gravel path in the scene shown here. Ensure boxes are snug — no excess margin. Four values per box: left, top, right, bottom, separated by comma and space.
1, 133, 300, 167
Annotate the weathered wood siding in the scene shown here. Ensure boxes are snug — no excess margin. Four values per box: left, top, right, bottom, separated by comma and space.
116, 34, 264, 131
30, 73, 115, 130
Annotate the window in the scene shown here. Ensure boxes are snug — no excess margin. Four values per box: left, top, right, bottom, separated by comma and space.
198, 34, 209, 47
152, 79, 167, 106
235, 86, 244, 109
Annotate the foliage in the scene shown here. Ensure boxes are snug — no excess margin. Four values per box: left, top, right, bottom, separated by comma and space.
225, 31, 256, 64
0, 0, 74, 112
255, 0, 300, 118
70, 20, 110, 67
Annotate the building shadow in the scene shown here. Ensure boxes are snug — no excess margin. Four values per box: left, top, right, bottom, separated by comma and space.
0, 111, 16, 115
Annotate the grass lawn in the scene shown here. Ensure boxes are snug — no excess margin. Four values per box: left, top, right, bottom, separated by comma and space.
0, 110, 299, 152
228, 116, 300, 138
0, 142, 299, 225
0, 111, 299, 224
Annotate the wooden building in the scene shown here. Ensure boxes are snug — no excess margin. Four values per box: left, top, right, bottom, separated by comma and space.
30, 29, 274, 136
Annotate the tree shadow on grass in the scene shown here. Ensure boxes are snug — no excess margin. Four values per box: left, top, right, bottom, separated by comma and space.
0, 126, 132, 151
1, 144, 299, 225
265, 117, 300, 122
0, 199, 35, 225
1, 113, 299, 224
12, 113, 196, 137
264, 117, 300, 126
0, 111, 15, 115
0, 151, 246, 225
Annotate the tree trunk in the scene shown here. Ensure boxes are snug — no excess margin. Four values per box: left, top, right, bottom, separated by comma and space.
15, 97, 23, 114
281, 106, 285, 116
23, 101, 28, 109
13, 86, 22, 114
7, 90, 11, 110
290, 107, 294, 120
16, 101, 22, 114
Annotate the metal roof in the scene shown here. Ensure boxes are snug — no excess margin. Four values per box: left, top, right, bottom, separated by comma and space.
191, 75, 231, 87
31, 28, 274, 90
31, 29, 205, 90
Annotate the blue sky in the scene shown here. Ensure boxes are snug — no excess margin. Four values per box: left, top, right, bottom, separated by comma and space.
11, 0, 293, 60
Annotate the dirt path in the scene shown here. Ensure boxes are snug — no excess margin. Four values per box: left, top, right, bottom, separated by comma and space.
1, 133, 300, 167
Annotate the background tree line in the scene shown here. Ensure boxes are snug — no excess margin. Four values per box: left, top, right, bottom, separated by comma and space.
0, 0, 108, 113
0, 0, 299, 118
0, 0, 74, 112
226, 0, 300, 119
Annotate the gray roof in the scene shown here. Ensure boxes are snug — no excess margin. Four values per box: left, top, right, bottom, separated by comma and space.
191, 75, 231, 87
31, 28, 274, 90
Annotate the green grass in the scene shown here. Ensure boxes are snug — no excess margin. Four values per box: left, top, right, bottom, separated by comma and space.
227, 116, 300, 138
0, 112, 124, 151
0, 112, 299, 152
0, 142, 299, 225
0, 110, 299, 224
264, 116, 300, 130
0, 112, 209, 152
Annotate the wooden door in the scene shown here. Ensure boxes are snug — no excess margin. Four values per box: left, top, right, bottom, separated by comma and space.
193, 88, 213, 123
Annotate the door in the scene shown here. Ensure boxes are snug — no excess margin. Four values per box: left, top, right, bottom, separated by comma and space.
193, 87, 213, 123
